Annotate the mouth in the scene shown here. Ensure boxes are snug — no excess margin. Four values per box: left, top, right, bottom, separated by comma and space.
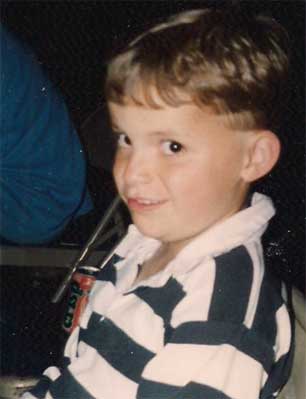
127, 197, 167, 212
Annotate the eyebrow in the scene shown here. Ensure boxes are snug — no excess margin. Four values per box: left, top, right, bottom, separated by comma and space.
110, 124, 185, 139
110, 121, 120, 131
111, 124, 121, 133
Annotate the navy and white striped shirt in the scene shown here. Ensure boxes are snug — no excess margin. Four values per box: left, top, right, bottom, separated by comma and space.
25, 193, 293, 399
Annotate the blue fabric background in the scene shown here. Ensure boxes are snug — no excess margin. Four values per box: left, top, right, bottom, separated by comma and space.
0, 26, 92, 244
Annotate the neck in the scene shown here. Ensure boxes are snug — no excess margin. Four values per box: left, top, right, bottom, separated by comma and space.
134, 240, 187, 284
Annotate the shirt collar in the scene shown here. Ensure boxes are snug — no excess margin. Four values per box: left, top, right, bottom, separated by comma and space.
114, 192, 275, 279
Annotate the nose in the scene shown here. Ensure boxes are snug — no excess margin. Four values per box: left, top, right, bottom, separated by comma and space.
121, 150, 153, 187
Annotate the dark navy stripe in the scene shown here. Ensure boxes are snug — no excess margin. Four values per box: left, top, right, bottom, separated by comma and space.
179, 383, 232, 398
209, 246, 253, 323
60, 355, 71, 369
164, 324, 175, 344
169, 321, 274, 373
137, 379, 180, 399
49, 368, 95, 399
132, 277, 185, 324
79, 312, 155, 382
96, 254, 123, 285
28, 376, 52, 399
137, 379, 232, 399
260, 350, 295, 398
252, 267, 282, 345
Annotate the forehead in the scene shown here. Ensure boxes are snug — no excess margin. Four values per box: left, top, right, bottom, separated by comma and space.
108, 99, 233, 136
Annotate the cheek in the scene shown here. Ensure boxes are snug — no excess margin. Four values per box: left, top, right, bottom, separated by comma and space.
166, 166, 207, 200
112, 155, 123, 187
167, 161, 227, 206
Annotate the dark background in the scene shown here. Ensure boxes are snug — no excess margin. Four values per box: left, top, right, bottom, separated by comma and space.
1, 0, 305, 292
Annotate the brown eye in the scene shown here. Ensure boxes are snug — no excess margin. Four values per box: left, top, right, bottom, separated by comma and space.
161, 140, 183, 155
117, 133, 131, 147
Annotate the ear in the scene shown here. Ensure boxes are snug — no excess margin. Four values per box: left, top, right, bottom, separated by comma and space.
241, 130, 281, 183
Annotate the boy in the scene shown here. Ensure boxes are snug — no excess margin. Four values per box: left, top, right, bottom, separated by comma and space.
24, 6, 293, 399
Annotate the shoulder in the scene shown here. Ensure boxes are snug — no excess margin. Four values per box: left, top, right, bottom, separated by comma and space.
173, 242, 287, 333
172, 245, 257, 326
1, 26, 43, 89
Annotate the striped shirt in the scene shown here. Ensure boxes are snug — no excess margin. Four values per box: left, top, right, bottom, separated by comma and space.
25, 193, 293, 399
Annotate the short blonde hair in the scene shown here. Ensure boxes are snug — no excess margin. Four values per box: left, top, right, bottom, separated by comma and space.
105, 7, 289, 131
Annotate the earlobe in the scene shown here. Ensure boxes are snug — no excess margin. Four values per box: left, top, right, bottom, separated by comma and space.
241, 131, 281, 183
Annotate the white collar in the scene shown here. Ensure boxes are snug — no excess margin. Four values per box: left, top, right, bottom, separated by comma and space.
114, 192, 274, 279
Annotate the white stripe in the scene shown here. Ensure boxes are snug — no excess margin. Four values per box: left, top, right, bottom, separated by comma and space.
274, 304, 292, 361
142, 343, 219, 386
172, 257, 216, 326
193, 345, 268, 399
244, 242, 265, 328
63, 325, 80, 361
142, 342, 267, 399
109, 293, 164, 352
68, 344, 138, 399
90, 281, 118, 315
42, 366, 61, 382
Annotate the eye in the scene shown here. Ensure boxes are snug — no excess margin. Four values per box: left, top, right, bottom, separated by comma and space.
161, 140, 183, 155
116, 133, 131, 148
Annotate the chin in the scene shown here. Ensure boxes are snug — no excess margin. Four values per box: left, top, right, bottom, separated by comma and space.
133, 221, 164, 240
137, 227, 161, 240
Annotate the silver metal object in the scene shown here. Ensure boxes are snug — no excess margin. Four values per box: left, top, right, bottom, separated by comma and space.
51, 195, 122, 303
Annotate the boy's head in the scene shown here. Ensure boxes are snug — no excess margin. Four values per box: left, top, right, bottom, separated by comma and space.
106, 6, 289, 132
106, 6, 289, 246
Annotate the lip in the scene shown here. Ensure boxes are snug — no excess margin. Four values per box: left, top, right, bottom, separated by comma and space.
127, 197, 167, 212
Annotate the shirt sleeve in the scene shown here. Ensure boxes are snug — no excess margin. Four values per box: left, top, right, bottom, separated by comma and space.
0, 26, 92, 244
136, 320, 271, 399
22, 325, 81, 399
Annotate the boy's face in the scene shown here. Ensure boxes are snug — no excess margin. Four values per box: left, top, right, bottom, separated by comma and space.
109, 99, 250, 249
